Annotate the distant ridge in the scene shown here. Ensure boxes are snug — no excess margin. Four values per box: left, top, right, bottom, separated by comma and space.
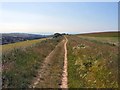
1, 33, 47, 45
77, 31, 119, 37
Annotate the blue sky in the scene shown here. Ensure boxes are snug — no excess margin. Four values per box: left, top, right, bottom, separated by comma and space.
0, 2, 118, 34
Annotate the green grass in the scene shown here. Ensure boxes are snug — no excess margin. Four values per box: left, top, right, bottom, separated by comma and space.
78, 36, 119, 46
1, 38, 47, 53
67, 35, 118, 88
2, 37, 62, 88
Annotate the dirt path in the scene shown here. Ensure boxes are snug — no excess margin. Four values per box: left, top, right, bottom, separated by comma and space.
60, 36, 68, 88
30, 39, 65, 88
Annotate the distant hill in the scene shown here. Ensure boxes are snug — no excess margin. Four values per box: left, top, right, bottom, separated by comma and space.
77, 31, 120, 37
1, 33, 47, 45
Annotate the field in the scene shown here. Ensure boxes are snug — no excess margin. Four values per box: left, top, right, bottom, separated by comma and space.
1, 38, 47, 53
76, 32, 119, 47
2, 37, 63, 88
67, 33, 119, 88
34, 39, 65, 88
1, 32, 119, 89
77, 32, 119, 37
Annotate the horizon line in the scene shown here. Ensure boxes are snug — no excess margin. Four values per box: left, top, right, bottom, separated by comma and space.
0, 30, 119, 35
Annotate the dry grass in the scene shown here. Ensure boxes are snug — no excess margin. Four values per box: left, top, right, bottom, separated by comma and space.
67, 35, 118, 88
2, 37, 62, 88
1, 38, 47, 53
35, 39, 65, 88
77, 36, 119, 46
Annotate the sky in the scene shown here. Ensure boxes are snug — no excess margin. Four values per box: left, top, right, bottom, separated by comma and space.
0, 2, 118, 34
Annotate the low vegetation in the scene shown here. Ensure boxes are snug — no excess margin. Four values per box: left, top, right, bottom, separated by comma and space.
67, 35, 118, 88
2, 37, 63, 88
2, 38, 47, 53
2, 32, 119, 89
77, 31, 119, 37
35, 39, 65, 88
77, 36, 119, 46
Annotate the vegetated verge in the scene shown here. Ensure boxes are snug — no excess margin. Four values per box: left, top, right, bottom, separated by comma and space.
67, 35, 118, 88
2, 38, 47, 53
2, 37, 63, 88
34, 39, 65, 88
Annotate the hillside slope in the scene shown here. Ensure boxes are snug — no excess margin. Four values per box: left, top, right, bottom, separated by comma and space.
1, 33, 47, 45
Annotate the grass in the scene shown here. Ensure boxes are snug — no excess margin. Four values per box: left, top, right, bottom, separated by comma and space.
2, 37, 63, 88
1, 38, 47, 53
77, 36, 119, 46
67, 35, 118, 88
77, 31, 119, 47
36, 39, 65, 88
77, 31, 119, 37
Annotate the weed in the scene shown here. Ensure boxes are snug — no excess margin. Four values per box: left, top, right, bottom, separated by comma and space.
67, 35, 118, 88
2, 37, 63, 88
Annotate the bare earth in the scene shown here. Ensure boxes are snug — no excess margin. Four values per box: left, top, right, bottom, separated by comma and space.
60, 36, 68, 88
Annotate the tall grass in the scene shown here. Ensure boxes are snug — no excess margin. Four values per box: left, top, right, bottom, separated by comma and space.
2, 37, 62, 88
67, 35, 118, 88
35, 40, 65, 88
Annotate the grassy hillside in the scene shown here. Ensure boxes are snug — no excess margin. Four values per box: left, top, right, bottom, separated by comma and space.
77, 36, 118, 46
67, 35, 118, 88
77, 32, 119, 47
2, 38, 47, 53
2, 37, 63, 88
77, 31, 119, 37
